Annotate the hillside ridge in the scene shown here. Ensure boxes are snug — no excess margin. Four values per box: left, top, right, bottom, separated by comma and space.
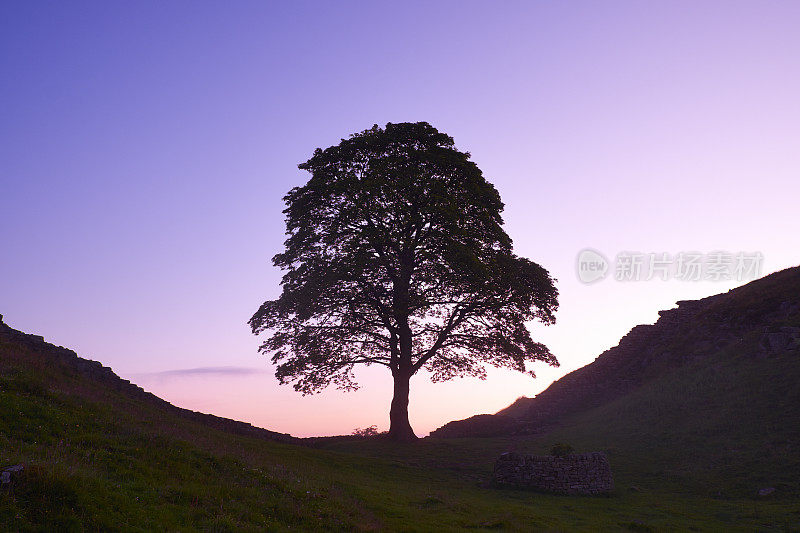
431, 266, 800, 438
0, 314, 298, 444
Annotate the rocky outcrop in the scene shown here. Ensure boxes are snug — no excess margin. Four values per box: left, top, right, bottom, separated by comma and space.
758, 326, 800, 355
493, 452, 613, 495
0, 464, 24, 485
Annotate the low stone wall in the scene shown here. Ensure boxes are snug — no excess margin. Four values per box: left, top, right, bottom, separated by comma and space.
493, 452, 613, 495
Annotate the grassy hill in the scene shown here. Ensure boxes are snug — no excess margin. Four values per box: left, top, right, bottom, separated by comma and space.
2, 268, 800, 531
436, 266, 800, 439
429, 267, 800, 483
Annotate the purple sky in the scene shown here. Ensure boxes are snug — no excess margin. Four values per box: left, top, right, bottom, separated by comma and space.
2, 1, 799, 436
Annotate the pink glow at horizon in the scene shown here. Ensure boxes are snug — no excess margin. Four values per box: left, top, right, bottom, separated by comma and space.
2, 2, 799, 437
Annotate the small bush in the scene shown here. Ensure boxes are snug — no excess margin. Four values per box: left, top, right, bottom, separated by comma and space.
351, 425, 379, 438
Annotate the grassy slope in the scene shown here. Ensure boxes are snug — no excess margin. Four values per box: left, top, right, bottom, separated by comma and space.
2, 299, 800, 530
321, 286, 800, 530
1, 361, 745, 533
321, 329, 800, 530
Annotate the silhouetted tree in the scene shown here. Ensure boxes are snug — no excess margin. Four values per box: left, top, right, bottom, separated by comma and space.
250, 122, 558, 441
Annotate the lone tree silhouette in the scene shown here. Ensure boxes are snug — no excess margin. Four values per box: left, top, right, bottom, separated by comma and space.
250, 122, 558, 441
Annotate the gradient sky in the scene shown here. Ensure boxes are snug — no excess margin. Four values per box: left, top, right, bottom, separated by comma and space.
2, 1, 799, 437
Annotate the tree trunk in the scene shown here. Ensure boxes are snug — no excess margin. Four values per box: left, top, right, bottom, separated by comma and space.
389, 271, 417, 442
387, 371, 417, 441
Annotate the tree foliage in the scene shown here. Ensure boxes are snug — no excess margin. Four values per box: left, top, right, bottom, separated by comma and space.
250, 122, 558, 437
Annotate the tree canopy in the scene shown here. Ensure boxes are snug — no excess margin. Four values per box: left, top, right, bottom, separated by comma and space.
250, 122, 558, 440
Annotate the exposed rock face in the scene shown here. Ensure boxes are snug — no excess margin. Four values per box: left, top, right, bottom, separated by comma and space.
0, 464, 24, 485
759, 326, 800, 355
493, 452, 613, 495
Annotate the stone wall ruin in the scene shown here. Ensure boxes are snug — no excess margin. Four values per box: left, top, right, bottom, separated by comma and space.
493, 452, 613, 495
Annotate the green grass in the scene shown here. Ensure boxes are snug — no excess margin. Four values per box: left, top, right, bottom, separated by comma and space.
319, 318, 800, 530
2, 316, 800, 531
